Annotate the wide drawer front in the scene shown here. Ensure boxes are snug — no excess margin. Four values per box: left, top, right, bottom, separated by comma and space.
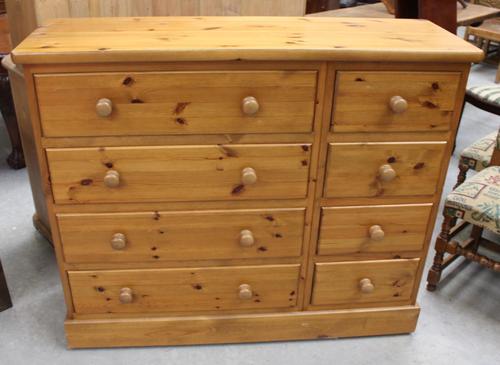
58, 208, 305, 263
318, 204, 432, 257
35, 71, 317, 137
311, 259, 419, 307
46, 144, 311, 204
68, 264, 300, 314
324, 142, 446, 198
332, 71, 461, 132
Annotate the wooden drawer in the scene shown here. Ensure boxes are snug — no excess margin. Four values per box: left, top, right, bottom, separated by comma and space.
46, 144, 311, 204
68, 264, 300, 314
324, 142, 446, 198
35, 71, 317, 137
58, 208, 305, 263
318, 204, 432, 257
332, 71, 461, 132
311, 259, 419, 307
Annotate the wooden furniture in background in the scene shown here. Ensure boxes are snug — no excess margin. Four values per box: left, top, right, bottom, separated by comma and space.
0, 13, 24, 169
308, 1, 500, 27
472, 0, 500, 7
382, 0, 395, 14
427, 130, 500, 291
12, 16, 481, 349
2, 55, 51, 242
0, 258, 12, 312
306, 0, 340, 14
465, 18, 500, 83
455, 85, 500, 186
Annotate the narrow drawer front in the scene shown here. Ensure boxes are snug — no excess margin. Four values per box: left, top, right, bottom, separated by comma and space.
35, 71, 317, 137
68, 264, 300, 314
318, 204, 432, 257
332, 71, 461, 132
58, 208, 305, 263
311, 259, 419, 307
324, 142, 446, 198
46, 144, 311, 204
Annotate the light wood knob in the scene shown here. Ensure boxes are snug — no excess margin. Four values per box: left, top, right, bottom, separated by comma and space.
369, 225, 385, 241
238, 284, 253, 300
242, 96, 260, 116
239, 229, 255, 247
119, 287, 133, 304
96, 98, 113, 117
359, 278, 375, 294
241, 167, 257, 185
104, 170, 120, 188
110, 233, 127, 250
389, 95, 408, 114
378, 164, 396, 182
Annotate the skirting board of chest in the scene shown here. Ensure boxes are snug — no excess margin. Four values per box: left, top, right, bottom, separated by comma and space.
11, 16, 483, 349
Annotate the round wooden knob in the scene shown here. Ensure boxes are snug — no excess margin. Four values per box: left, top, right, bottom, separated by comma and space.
389, 95, 408, 114
96, 98, 113, 117
239, 229, 255, 247
110, 233, 127, 250
238, 284, 253, 299
119, 287, 133, 304
359, 278, 375, 294
241, 167, 257, 185
378, 164, 396, 182
242, 96, 259, 116
369, 225, 385, 241
104, 170, 120, 188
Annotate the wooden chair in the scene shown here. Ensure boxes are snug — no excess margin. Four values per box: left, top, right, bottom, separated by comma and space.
0, 258, 12, 312
427, 128, 500, 291
465, 18, 500, 83
455, 84, 500, 188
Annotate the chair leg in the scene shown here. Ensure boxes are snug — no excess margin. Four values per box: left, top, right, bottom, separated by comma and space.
0, 73, 25, 169
454, 162, 469, 189
496, 62, 500, 84
427, 215, 453, 291
470, 225, 483, 253
0, 258, 12, 312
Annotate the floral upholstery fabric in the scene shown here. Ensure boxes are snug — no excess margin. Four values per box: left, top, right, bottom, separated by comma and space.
460, 130, 498, 171
445, 165, 500, 234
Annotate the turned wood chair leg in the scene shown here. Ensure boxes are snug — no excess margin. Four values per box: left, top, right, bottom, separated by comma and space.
496, 62, 500, 84
470, 225, 483, 253
0, 258, 12, 312
427, 215, 454, 291
455, 162, 469, 189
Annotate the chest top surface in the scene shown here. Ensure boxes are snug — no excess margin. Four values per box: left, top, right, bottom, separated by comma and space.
12, 16, 482, 65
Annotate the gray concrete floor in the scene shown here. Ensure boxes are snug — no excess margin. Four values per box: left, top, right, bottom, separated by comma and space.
0, 63, 499, 365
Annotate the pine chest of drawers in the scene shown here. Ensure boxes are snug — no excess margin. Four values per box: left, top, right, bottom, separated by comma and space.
12, 17, 482, 348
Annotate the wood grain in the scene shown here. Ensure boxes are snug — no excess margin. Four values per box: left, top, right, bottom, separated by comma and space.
35, 70, 317, 137
318, 204, 432, 257
311, 259, 419, 307
324, 142, 447, 198
332, 71, 461, 132
58, 208, 305, 263
65, 306, 419, 348
68, 264, 300, 314
11, 17, 483, 64
46, 144, 311, 204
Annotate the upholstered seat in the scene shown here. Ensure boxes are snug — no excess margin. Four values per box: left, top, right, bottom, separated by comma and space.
460, 131, 498, 171
445, 165, 500, 234
467, 85, 500, 106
